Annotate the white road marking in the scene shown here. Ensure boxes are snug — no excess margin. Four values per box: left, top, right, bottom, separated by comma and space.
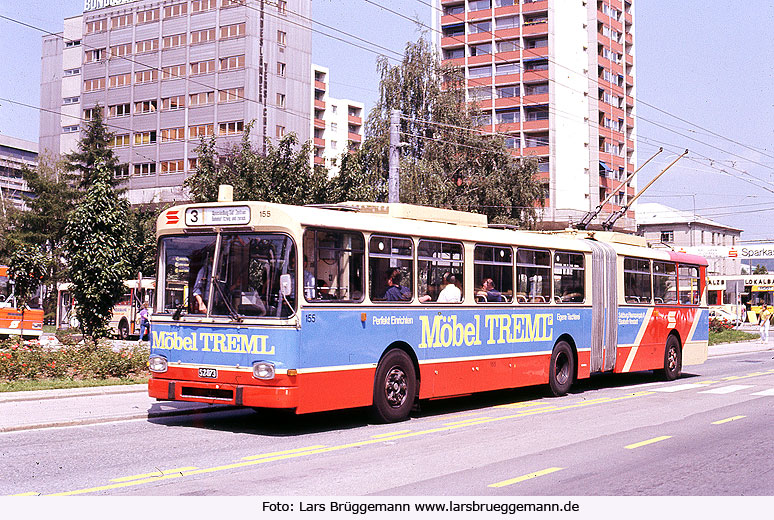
651, 383, 706, 393
699, 385, 755, 395
750, 388, 774, 396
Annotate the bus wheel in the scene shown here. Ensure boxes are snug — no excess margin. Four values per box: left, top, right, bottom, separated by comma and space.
371, 349, 416, 423
660, 335, 682, 381
118, 320, 129, 340
549, 341, 575, 396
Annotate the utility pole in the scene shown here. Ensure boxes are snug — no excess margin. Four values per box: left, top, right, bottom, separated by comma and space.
388, 109, 400, 203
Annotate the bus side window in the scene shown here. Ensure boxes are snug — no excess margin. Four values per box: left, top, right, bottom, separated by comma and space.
553, 251, 584, 303
303, 228, 365, 303
516, 248, 551, 304
474, 244, 513, 303
369, 235, 413, 303
417, 240, 463, 303
624, 257, 652, 304
653, 261, 678, 304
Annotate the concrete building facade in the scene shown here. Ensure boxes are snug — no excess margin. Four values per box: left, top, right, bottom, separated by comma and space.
41, 0, 312, 204
310, 65, 364, 176
0, 136, 38, 212
433, 0, 636, 230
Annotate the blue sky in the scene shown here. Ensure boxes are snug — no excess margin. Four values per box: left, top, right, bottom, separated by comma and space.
1, 1, 772, 241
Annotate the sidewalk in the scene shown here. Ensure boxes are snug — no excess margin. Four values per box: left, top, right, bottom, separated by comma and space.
1, 340, 772, 433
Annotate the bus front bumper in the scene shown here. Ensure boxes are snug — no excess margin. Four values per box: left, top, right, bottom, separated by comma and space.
148, 376, 298, 409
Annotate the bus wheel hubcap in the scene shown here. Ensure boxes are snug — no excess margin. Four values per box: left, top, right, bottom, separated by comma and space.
385, 367, 407, 408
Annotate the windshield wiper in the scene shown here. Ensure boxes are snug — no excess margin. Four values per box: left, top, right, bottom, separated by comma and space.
212, 277, 242, 322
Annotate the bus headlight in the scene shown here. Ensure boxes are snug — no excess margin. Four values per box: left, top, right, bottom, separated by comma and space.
149, 355, 168, 373
252, 361, 275, 380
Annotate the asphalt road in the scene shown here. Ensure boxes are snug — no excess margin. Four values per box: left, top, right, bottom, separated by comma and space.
1, 346, 772, 498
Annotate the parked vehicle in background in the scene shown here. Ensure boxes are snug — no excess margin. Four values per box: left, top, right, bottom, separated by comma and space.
56, 278, 155, 339
709, 307, 742, 328
0, 265, 44, 339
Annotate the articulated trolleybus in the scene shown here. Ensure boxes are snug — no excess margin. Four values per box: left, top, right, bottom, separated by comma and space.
148, 193, 709, 422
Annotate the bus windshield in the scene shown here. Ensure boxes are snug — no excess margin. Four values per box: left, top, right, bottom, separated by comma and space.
159, 233, 297, 318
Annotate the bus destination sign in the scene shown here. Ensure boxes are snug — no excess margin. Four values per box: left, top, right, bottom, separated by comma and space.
185, 206, 251, 226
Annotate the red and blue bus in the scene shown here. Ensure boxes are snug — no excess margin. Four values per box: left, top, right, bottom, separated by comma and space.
0, 265, 44, 339
148, 196, 708, 422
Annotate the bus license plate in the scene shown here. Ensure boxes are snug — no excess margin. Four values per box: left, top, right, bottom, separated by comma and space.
198, 368, 217, 379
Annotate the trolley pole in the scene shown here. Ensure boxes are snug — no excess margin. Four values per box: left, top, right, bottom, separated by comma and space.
388, 109, 400, 203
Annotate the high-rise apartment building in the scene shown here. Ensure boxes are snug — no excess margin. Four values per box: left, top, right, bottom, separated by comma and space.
311, 65, 364, 175
40, 0, 312, 204
433, 0, 636, 230
0, 135, 38, 212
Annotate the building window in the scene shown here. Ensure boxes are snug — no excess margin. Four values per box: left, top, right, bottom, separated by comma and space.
136, 8, 160, 25
189, 124, 214, 139
163, 33, 187, 49
63, 68, 81, 77
108, 103, 130, 118
135, 100, 158, 114
190, 59, 216, 76
219, 87, 244, 103
220, 23, 245, 40
192, 0, 217, 13
276, 125, 286, 138
134, 69, 158, 85
660, 230, 674, 243
109, 43, 132, 58
115, 164, 129, 179
189, 91, 215, 106
495, 62, 520, 75
524, 59, 548, 72
188, 158, 199, 170
331, 140, 338, 150
222, 0, 243, 7
190, 28, 216, 45
85, 19, 107, 34
108, 73, 131, 89
219, 55, 245, 71
469, 87, 491, 101
218, 121, 244, 135
276, 93, 286, 108
469, 0, 492, 11
64, 39, 81, 48
278, 0, 287, 14
496, 109, 520, 124
111, 14, 132, 29
160, 160, 185, 174
162, 95, 185, 111
134, 131, 157, 146
161, 127, 185, 142
110, 134, 130, 148
496, 85, 519, 98
468, 65, 492, 78
84, 48, 105, 63
444, 5, 464, 15
469, 21, 491, 34
134, 163, 156, 176
277, 62, 286, 77
62, 125, 79, 133
164, 3, 188, 18
444, 48, 464, 60
469, 43, 492, 57
495, 15, 519, 30
63, 96, 80, 105
495, 0, 515, 6
83, 78, 105, 92
277, 30, 287, 46
162, 64, 186, 80
524, 83, 549, 96
497, 40, 519, 53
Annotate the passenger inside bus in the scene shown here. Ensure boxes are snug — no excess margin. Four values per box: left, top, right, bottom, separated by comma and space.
384, 268, 411, 301
476, 278, 505, 303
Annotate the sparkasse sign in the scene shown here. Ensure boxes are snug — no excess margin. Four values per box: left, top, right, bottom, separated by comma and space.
678, 244, 774, 259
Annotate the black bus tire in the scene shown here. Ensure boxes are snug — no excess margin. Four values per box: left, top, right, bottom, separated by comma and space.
371, 349, 416, 423
661, 335, 682, 381
549, 341, 575, 396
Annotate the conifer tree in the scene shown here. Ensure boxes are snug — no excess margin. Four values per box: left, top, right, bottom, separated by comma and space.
64, 105, 123, 188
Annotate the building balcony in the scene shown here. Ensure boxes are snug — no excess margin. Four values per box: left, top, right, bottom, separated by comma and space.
625, 53, 633, 66
313, 137, 325, 148
523, 46, 549, 58
494, 50, 520, 62
627, 116, 634, 128
494, 72, 521, 85
313, 118, 325, 129
522, 93, 549, 105
522, 70, 548, 83
348, 132, 362, 142
494, 5, 519, 16
441, 14, 466, 26
441, 35, 466, 47
314, 80, 326, 91
467, 9, 492, 22
444, 56, 466, 67
468, 54, 493, 65
313, 155, 325, 165
625, 11, 633, 25
467, 77, 493, 87
522, 22, 548, 36
627, 139, 634, 151
523, 119, 549, 131
522, 0, 548, 14
468, 32, 492, 44
348, 114, 362, 125
597, 34, 611, 48
473, 99, 493, 109
494, 96, 520, 108
493, 27, 520, 39
523, 145, 550, 156
314, 99, 325, 110
493, 122, 520, 133
625, 32, 633, 45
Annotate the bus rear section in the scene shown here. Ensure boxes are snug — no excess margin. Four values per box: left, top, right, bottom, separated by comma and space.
0, 266, 44, 339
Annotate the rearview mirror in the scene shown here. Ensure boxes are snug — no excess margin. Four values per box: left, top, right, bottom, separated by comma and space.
279, 274, 292, 297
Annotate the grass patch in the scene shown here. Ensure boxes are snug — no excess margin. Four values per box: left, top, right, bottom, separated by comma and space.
709, 329, 759, 346
0, 376, 148, 393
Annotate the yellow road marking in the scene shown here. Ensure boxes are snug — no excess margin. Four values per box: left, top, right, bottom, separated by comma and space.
695, 380, 719, 385
712, 415, 746, 425
47, 391, 655, 496
371, 430, 411, 439
495, 401, 546, 409
443, 417, 492, 426
488, 467, 564, 488
625, 436, 672, 449
110, 467, 198, 483
241, 445, 326, 461
10, 492, 39, 496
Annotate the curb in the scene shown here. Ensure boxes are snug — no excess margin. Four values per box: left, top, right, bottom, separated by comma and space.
0, 384, 147, 404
